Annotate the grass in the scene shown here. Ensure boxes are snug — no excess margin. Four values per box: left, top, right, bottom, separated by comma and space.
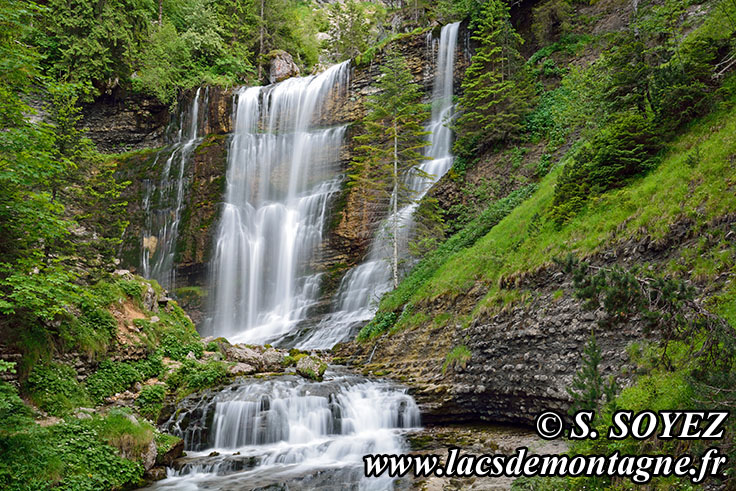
442, 345, 471, 373
373, 91, 736, 337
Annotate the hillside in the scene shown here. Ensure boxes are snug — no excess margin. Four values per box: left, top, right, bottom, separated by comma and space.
1, 0, 735, 489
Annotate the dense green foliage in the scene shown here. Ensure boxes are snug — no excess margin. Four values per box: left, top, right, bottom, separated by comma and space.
566, 332, 617, 415
166, 359, 229, 398
0, 378, 149, 490
86, 357, 163, 403
453, 0, 534, 160
327, 0, 384, 62
135, 385, 167, 421
550, 112, 661, 223
24, 363, 91, 417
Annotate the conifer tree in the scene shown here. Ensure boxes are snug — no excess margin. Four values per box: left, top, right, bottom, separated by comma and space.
567, 331, 618, 416
349, 48, 430, 287
328, 0, 371, 61
454, 0, 534, 158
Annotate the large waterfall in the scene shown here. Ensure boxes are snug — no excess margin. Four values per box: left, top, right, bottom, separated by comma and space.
142, 88, 208, 289
297, 22, 461, 349
146, 371, 420, 490
143, 23, 461, 491
208, 63, 349, 344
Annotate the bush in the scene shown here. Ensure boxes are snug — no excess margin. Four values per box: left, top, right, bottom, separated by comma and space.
160, 332, 204, 361
531, 0, 572, 46
85, 360, 142, 404
91, 408, 155, 458
166, 360, 229, 396
116, 279, 143, 301
23, 363, 91, 416
357, 311, 398, 341
0, 413, 143, 490
135, 385, 166, 421
47, 418, 143, 490
550, 112, 660, 223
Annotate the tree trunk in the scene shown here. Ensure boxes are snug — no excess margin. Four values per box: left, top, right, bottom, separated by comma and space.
392, 121, 399, 289
158, 0, 162, 27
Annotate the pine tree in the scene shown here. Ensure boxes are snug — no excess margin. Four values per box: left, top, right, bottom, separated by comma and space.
327, 0, 371, 61
567, 331, 618, 416
454, 0, 534, 158
349, 48, 430, 288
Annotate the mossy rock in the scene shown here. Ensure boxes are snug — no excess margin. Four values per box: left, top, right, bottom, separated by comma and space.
295, 356, 327, 381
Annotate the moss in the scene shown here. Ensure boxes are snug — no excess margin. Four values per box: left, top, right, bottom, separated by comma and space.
154, 433, 182, 464
194, 134, 227, 154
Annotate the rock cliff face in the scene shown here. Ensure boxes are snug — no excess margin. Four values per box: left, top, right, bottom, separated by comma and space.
336, 265, 641, 425
335, 216, 731, 424
82, 93, 170, 153
108, 24, 470, 327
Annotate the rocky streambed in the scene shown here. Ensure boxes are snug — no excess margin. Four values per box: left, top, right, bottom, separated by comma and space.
140, 361, 562, 491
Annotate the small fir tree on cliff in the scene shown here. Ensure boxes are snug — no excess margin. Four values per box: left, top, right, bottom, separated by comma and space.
567, 331, 618, 416
454, 0, 534, 159
348, 48, 430, 288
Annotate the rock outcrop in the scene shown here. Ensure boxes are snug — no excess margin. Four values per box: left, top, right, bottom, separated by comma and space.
82, 93, 169, 153
269, 50, 301, 84
334, 215, 726, 424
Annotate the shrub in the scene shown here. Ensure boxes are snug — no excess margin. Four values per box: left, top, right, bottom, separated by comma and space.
550, 112, 660, 223
46, 418, 143, 490
135, 385, 166, 421
24, 363, 91, 416
116, 279, 143, 301
160, 332, 204, 361
166, 360, 229, 397
85, 360, 142, 403
91, 408, 155, 458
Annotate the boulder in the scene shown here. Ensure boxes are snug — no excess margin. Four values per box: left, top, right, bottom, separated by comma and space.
226, 345, 264, 369
157, 438, 184, 467
142, 284, 158, 313
262, 348, 285, 371
296, 356, 327, 381
142, 439, 158, 470
269, 50, 300, 84
228, 363, 256, 376
144, 467, 167, 481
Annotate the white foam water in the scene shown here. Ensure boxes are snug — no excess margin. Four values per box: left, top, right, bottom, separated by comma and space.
297, 22, 460, 349
145, 371, 420, 490
207, 62, 349, 345
142, 88, 208, 289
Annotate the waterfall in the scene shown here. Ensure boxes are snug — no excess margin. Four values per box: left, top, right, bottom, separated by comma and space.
297, 22, 461, 349
207, 63, 350, 344
147, 372, 420, 490
142, 88, 208, 289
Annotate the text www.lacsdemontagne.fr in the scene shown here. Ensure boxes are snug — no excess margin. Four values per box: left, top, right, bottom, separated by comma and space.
363, 447, 727, 484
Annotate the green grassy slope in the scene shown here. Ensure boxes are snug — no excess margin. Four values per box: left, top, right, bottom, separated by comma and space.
368, 90, 736, 337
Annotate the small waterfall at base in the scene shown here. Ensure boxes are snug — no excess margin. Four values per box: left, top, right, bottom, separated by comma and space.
145, 370, 420, 490
207, 62, 349, 345
142, 88, 208, 289
297, 22, 460, 350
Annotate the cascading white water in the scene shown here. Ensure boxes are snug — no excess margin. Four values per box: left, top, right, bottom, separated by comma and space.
207, 63, 349, 344
146, 372, 420, 490
142, 88, 207, 289
297, 22, 461, 349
